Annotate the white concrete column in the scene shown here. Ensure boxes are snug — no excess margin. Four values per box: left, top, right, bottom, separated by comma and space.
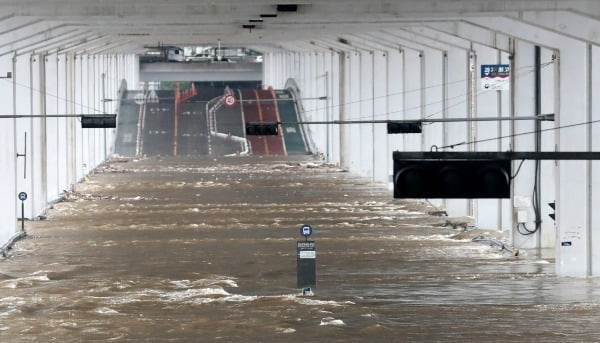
56, 54, 68, 193
421, 49, 445, 154
555, 41, 591, 277
91, 55, 99, 165
372, 50, 388, 183
131, 55, 140, 90
338, 51, 350, 169
359, 50, 374, 178
591, 45, 600, 276
44, 53, 60, 201
329, 52, 342, 164
262, 52, 272, 86
510, 40, 538, 249
315, 52, 327, 156
444, 48, 471, 217
386, 49, 404, 190
402, 48, 423, 152
29, 54, 45, 217
65, 53, 77, 186
347, 51, 361, 172
76, 54, 89, 179
538, 48, 557, 248
83, 54, 94, 172
0, 54, 17, 243
420, 48, 445, 209
473, 43, 509, 232
14, 55, 32, 217
73, 54, 85, 181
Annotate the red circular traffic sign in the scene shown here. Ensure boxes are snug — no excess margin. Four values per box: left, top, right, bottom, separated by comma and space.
224, 94, 237, 107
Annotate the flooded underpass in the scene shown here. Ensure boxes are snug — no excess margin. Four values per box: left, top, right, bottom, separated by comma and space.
1, 156, 600, 342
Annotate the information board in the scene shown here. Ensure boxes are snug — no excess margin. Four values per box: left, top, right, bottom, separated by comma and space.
481, 64, 510, 91
297, 241, 316, 288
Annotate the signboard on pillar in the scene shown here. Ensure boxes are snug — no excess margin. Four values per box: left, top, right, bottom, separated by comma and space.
297, 241, 316, 288
481, 64, 510, 91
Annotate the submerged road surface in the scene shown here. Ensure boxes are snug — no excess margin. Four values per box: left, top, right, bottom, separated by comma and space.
1, 156, 600, 342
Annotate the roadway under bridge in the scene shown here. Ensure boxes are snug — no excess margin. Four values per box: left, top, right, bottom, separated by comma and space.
115, 86, 310, 157
1, 4, 600, 340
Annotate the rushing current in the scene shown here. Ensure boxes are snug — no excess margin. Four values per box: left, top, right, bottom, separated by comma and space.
1, 156, 599, 342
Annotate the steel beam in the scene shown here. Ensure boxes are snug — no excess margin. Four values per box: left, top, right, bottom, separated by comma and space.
425, 21, 511, 52
7, 31, 92, 57
56, 35, 108, 54
394, 151, 600, 160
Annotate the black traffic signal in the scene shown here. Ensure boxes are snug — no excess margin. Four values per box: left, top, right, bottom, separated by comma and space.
81, 115, 117, 128
393, 159, 511, 198
245, 122, 279, 136
548, 202, 555, 221
387, 121, 422, 134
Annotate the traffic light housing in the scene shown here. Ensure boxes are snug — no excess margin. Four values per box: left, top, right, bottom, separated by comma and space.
245, 122, 279, 136
387, 121, 422, 134
393, 159, 511, 198
81, 115, 117, 128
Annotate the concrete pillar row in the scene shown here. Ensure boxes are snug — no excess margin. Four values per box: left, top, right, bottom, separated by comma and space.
14, 54, 34, 218
0, 48, 138, 250
30, 54, 45, 218
455, 16, 592, 277
260, 30, 558, 255
275, 15, 594, 277
0, 54, 17, 245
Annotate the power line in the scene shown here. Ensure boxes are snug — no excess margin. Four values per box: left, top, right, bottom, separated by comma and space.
437, 117, 600, 151
261, 114, 554, 126
1, 78, 106, 114
0, 114, 115, 119
301, 59, 556, 121
0, 58, 556, 125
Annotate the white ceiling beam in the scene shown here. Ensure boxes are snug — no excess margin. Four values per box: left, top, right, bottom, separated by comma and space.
512, 10, 600, 46
56, 35, 109, 54
0, 29, 90, 56
337, 34, 396, 52
424, 21, 512, 52
385, 28, 471, 51
85, 39, 136, 55
375, 31, 433, 53
312, 38, 359, 53
398, 27, 473, 51
10, 31, 93, 56
0, 22, 76, 46
0, 1, 592, 18
0, 16, 43, 37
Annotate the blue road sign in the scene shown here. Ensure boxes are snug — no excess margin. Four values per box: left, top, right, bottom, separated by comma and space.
300, 224, 313, 237
18, 192, 27, 201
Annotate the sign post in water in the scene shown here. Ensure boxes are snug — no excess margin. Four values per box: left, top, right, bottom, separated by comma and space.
297, 224, 316, 294
18, 192, 27, 232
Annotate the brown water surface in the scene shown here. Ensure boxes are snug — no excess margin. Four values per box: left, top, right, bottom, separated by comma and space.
1, 156, 599, 342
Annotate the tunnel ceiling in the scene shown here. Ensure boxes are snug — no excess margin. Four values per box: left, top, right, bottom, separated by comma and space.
1, 0, 600, 54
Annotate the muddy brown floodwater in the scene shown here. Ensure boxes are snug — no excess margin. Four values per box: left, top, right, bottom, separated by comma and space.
1, 156, 600, 342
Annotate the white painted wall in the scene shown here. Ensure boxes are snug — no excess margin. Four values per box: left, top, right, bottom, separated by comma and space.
262, 36, 556, 243
0, 51, 137, 250
263, 12, 600, 277
0, 54, 17, 245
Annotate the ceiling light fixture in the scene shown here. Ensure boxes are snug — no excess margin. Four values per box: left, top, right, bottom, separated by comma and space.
242, 24, 257, 32
277, 4, 298, 12
338, 38, 350, 45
